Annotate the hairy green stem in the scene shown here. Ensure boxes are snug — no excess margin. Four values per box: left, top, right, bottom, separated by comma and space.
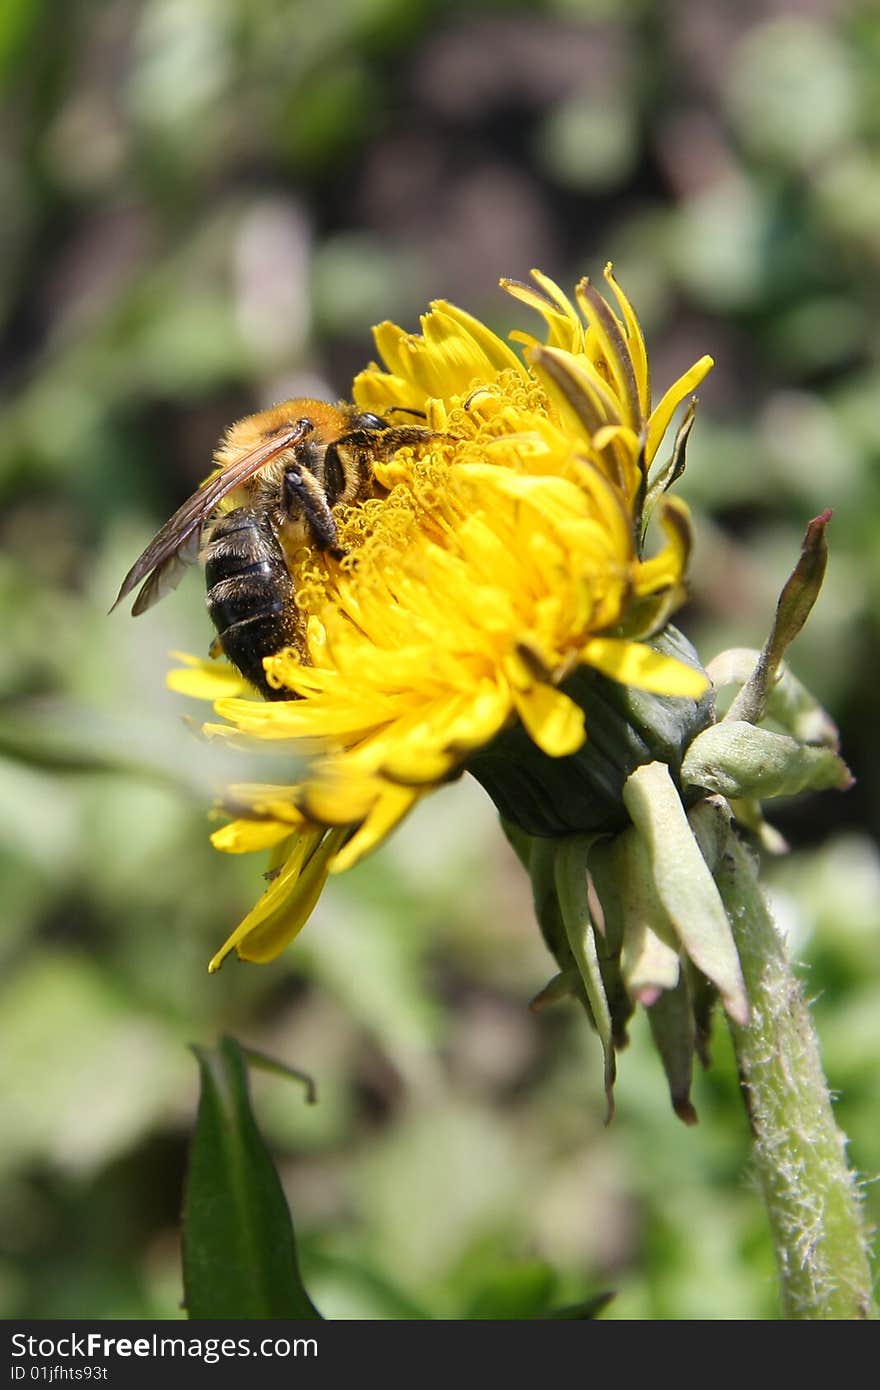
716, 829, 876, 1319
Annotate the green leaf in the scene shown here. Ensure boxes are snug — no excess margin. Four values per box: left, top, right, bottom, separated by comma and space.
241, 1045, 318, 1104
462, 1260, 558, 1319
183, 1036, 321, 1320
546, 1292, 615, 1319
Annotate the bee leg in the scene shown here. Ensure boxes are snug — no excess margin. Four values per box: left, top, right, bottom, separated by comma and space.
283, 466, 341, 553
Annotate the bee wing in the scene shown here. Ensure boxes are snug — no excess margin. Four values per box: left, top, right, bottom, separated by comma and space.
111, 422, 309, 616
128, 527, 202, 615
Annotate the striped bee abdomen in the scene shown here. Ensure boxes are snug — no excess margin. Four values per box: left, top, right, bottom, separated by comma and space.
203, 509, 300, 700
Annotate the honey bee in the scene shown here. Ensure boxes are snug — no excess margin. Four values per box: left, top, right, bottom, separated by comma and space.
113, 400, 431, 699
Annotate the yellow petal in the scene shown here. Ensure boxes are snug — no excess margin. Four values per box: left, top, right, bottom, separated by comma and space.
509, 679, 586, 756
529, 344, 623, 439
575, 277, 641, 430
581, 637, 709, 697
352, 364, 427, 416
167, 653, 251, 701
210, 819, 295, 853
603, 263, 650, 417
501, 272, 583, 352
432, 301, 527, 376
635, 495, 694, 594
296, 772, 385, 825
330, 786, 420, 874
371, 321, 415, 379
208, 828, 347, 970
645, 355, 714, 464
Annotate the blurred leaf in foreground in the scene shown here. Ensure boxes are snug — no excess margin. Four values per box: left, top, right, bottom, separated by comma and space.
183, 1036, 320, 1320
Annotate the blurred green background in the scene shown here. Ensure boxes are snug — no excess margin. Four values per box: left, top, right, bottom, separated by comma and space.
2, 0, 879, 1320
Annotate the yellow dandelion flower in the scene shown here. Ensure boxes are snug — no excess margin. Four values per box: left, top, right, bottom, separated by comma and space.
170, 266, 714, 970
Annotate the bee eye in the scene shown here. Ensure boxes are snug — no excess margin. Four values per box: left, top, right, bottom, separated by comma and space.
352, 412, 385, 431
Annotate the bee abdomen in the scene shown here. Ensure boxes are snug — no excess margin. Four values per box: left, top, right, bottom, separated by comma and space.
204, 509, 300, 700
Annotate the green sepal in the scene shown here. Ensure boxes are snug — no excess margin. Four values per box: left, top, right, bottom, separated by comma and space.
645, 972, 698, 1126
642, 400, 696, 538
505, 830, 594, 1026
687, 794, 731, 873
686, 960, 718, 1070
554, 835, 616, 1121
183, 1036, 321, 1320
681, 721, 852, 801
604, 828, 680, 1004
683, 799, 732, 1069
726, 798, 788, 854
624, 922, 680, 1002
581, 839, 635, 1047
622, 762, 749, 1026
